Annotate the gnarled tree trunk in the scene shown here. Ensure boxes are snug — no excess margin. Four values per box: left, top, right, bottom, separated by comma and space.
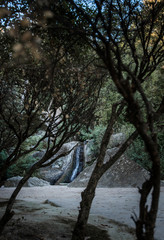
72, 121, 138, 240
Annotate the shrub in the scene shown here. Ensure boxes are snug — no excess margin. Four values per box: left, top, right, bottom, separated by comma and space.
0, 133, 46, 179
7, 153, 38, 178
127, 132, 164, 179
0, 150, 8, 165
20, 133, 46, 152
78, 125, 106, 159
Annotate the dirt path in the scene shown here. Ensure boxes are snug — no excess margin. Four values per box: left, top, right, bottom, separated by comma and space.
0, 186, 164, 240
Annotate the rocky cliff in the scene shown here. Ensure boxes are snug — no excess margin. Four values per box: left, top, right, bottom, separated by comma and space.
68, 147, 149, 188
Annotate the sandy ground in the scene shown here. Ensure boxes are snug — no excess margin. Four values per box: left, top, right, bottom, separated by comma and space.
0, 186, 164, 240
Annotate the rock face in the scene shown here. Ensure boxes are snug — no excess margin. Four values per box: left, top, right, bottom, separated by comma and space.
107, 133, 125, 148
84, 140, 94, 164
4, 141, 85, 187
37, 133, 149, 187
83, 133, 126, 164
39, 141, 80, 184
68, 147, 150, 188
4, 133, 150, 188
4, 176, 50, 187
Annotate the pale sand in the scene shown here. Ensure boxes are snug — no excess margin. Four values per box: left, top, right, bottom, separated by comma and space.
0, 186, 164, 240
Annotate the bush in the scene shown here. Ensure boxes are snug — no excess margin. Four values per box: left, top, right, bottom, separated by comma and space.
6, 133, 47, 178
0, 150, 8, 165
127, 132, 164, 179
7, 154, 38, 178
78, 125, 106, 159
20, 133, 46, 151
127, 137, 151, 169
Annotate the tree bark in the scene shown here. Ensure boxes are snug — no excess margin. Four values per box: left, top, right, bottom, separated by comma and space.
72, 164, 102, 240
0, 164, 38, 234
0, 146, 78, 234
132, 146, 161, 240
71, 103, 121, 240
72, 130, 138, 240
67, 2, 163, 239
0, 149, 54, 234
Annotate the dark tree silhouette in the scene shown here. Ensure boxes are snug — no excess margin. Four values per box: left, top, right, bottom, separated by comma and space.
68, 1, 164, 239
0, 1, 105, 233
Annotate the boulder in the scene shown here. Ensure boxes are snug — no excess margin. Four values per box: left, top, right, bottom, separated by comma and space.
83, 140, 94, 164
4, 176, 22, 187
39, 141, 79, 184
26, 177, 50, 187
68, 147, 150, 188
4, 176, 50, 187
83, 133, 126, 164
107, 133, 125, 148
34, 134, 126, 184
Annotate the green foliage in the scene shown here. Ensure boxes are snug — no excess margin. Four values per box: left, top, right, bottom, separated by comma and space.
20, 133, 46, 152
127, 132, 164, 179
79, 125, 106, 159
0, 151, 8, 164
127, 137, 151, 169
0, 134, 46, 179
7, 133, 49, 178
95, 77, 121, 125
7, 154, 38, 178
0, 150, 38, 179
141, 65, 164, 113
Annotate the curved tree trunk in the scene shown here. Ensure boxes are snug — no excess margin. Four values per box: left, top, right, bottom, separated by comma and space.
133, 147, 161, 240
72, 164, 102, 240
71, 103, 122, 240
0, 164, 38, 234
72, 130, 138, 240
0, 149, 53, 234
0, 146, 77, 234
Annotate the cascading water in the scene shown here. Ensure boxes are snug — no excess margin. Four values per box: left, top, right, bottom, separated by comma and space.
70, 145, 84, 182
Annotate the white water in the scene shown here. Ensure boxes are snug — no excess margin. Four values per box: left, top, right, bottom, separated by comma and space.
70, 146, 81, 182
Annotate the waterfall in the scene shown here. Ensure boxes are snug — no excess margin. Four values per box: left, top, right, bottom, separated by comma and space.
70, 145, 83, 182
